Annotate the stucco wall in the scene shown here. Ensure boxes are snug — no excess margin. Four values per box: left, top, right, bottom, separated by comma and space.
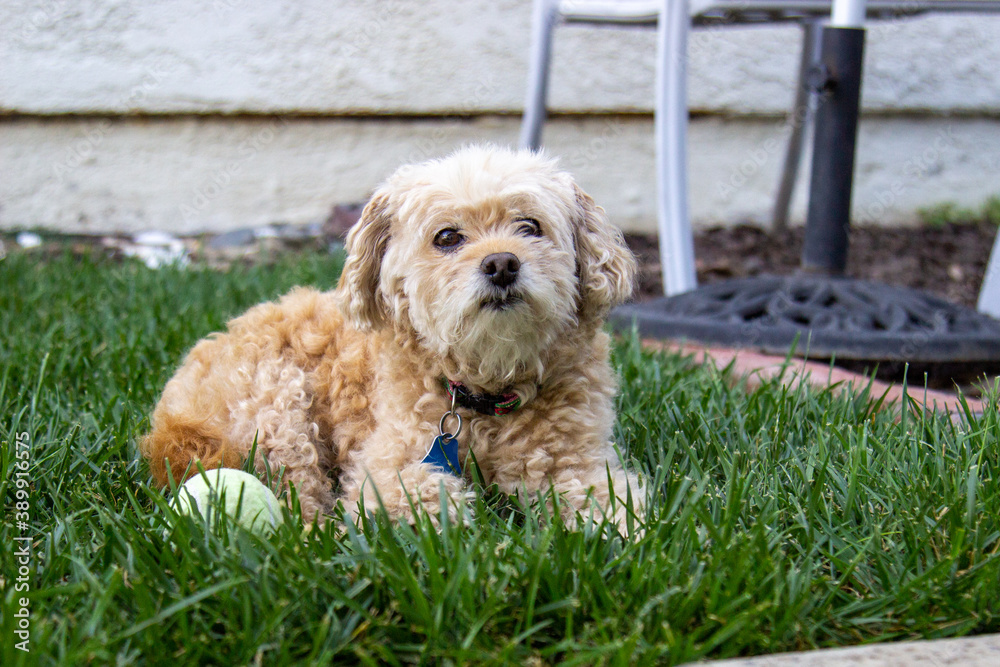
2, 0, 999, 234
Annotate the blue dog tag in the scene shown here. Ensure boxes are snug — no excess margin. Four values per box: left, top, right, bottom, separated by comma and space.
422, 434, 461, 475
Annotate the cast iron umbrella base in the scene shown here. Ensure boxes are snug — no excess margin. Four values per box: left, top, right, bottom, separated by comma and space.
610, 275, 1000, 370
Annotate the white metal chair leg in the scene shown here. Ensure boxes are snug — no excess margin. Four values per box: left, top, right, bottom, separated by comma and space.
520, 0, 559, 150
656, 0, 697, 296
979, 230, 1000, 318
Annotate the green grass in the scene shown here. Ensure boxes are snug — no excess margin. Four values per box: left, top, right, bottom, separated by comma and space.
918, 195, 1000, 227
1, 249, 998, 666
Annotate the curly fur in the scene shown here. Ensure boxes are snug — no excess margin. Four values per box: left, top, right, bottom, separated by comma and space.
141, 145, 643, 529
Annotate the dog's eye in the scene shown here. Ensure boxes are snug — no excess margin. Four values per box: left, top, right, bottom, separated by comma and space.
516, 218, 542, 237
433, 229, 465, 250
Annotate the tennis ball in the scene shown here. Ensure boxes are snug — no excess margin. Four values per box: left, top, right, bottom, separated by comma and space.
172, 468, 283, 536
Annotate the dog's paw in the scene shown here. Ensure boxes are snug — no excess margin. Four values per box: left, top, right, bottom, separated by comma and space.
403, 468, 476, 529
343, 465, 475, 529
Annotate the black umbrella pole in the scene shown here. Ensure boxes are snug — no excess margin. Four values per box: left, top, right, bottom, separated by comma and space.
802, 26, 866, 275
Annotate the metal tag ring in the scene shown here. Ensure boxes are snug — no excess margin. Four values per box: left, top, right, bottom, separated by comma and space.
439, 410, 462, 440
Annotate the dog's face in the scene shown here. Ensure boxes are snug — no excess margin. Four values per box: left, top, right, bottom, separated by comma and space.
335, 145, 635, 385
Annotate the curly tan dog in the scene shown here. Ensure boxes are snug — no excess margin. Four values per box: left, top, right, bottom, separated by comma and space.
141, 145, 643, 529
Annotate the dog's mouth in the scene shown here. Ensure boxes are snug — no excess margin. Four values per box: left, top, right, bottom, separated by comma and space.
481, 291, 524, 312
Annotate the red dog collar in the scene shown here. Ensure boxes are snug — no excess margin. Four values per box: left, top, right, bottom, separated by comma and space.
445, 380, 522, 416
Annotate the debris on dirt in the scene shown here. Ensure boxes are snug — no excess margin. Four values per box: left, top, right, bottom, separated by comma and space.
324, 203, 365, 240
117, 231, 189, 269
626, 222, 997, 310
16, 231, 43, 249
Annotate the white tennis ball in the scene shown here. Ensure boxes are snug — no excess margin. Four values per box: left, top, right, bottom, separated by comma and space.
172, 468, 283, 536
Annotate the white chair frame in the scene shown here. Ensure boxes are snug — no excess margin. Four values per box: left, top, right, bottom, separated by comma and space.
520, 0, 1000, 311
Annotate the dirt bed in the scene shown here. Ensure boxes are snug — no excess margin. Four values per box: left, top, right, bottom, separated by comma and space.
626, 222, 997, 309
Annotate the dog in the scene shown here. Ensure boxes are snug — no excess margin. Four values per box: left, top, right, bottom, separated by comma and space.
141, 145, 643, 530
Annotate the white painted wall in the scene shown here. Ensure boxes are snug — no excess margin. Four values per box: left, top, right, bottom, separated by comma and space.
1, 0, 999, 234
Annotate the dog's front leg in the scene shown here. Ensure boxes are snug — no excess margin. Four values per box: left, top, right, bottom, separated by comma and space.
550, 458, 643, 535
494, 445, 644, 535
339, 425, 475, 526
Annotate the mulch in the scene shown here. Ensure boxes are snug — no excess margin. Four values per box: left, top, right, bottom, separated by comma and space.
625, 222, 997, 309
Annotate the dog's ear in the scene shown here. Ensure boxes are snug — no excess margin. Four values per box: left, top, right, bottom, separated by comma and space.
573, 184, 637, 321
334, 192, 393, 330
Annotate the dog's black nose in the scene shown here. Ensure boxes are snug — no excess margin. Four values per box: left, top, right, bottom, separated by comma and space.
481, 252, 520, 288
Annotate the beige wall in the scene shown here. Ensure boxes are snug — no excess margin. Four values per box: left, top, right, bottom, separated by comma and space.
2, 0, 999, 233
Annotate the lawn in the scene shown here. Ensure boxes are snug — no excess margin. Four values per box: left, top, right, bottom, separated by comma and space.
1, 248, 998, 666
